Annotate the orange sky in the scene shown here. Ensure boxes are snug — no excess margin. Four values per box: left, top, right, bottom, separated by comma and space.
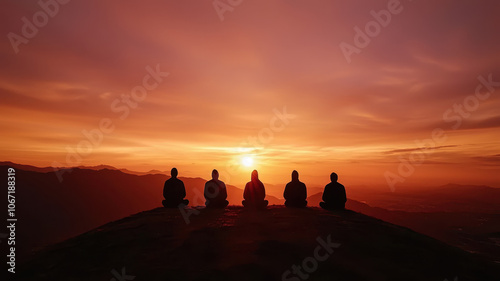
1, 1, 500, 189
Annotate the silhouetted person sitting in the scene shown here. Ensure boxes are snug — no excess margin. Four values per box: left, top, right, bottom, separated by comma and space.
284, 170, 307, 208
320, 172, 346, 210
204, 169, 229, 208
242, 170, 268, 208
162, 168, 189, 208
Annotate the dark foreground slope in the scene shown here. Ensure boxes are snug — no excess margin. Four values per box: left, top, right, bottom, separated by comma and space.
19, 207, 499, 281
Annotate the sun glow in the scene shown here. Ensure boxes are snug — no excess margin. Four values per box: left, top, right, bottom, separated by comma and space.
242, 156, 254, 167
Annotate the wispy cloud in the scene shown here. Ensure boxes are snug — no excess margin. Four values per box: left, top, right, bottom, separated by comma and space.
384, 145, 459, 155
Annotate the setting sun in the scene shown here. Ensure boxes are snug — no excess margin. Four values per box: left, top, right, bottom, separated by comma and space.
242, 156, 254, 167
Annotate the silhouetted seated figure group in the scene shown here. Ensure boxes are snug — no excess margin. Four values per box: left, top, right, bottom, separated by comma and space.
162, 167, 347, 211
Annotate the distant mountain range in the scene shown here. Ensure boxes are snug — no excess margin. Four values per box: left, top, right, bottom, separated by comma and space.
2, 161, 499, 264
307, 192, 500, 263
0, 161, 169, 176
347, 183, 500, 213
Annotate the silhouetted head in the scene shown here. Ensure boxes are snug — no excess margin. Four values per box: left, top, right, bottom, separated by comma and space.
330, 172, 338, 182
291, 170, 299, 181
171, 168, 178, 178
251, 170, 259, 181
212, 169, 219, 180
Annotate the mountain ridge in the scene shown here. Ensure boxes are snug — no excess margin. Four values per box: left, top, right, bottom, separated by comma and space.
3, 161, 498, 190
3, 162, 499, 266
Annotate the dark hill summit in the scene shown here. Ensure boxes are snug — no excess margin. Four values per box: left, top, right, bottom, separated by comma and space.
19, 206, 498, 281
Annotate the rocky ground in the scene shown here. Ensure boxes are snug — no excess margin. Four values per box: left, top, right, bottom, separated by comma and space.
18, 206, 500, 281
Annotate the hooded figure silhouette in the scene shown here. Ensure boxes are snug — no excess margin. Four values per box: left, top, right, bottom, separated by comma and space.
204, 169, 229, 208
162, 168, 189, 208
284, 170, 307, 208
242, 170, 268, 208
